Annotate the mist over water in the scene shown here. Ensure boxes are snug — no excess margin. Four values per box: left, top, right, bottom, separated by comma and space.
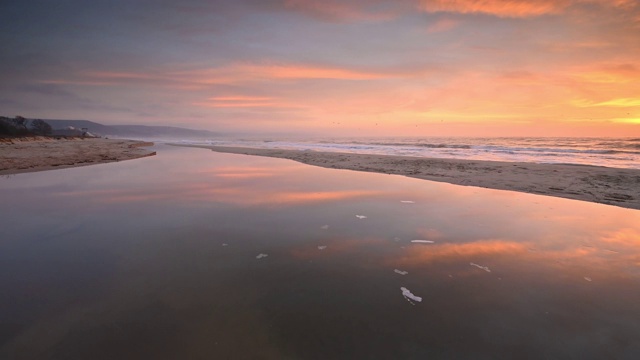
179, 137, 640, 169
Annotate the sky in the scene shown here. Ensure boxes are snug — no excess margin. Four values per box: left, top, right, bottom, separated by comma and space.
1, 0, 639, 137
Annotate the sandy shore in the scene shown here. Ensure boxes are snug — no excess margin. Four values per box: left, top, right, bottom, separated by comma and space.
0, 137, 156, 175
180, 145, 640, 210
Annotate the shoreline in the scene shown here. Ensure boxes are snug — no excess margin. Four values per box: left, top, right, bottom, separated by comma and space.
177, 145, 640, 210
0, 137, 156, 175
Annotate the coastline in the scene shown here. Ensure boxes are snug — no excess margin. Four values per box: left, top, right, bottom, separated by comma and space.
0, 137, 156, 175
178, 144, 640, 210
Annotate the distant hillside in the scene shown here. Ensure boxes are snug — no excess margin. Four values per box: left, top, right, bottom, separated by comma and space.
108, 125, 219, 138
44, 119, 220, 139
42, 120, 112, 134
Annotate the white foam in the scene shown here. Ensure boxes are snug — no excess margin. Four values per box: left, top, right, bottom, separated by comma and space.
394, 269, 408, 275
400, 287, 422, 304
355, 215, 367, 219
320, 225, 329, 229
400, 200, 415, 203
584, 277, 592, 282
222, 243, 228, 246
393, 237, 401, 242
411, 240, 434, 244
256, 253, 268, 259
470, 262, 491, 272
318, 246, 327, 250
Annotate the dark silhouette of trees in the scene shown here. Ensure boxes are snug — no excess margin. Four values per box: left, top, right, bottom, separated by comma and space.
0, 116, 12, 135
14, 116, 27, 130
0, 116, 50, 137
30, 119, 52, 135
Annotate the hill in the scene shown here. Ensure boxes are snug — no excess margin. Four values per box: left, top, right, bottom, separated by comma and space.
43, 119, 220, 139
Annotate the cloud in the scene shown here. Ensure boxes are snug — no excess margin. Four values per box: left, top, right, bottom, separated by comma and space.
426, 17, 459, 33
418, 0, 569, 17
193, 95, 304, 110
572, 63, 640, 84
201, 96, 275, 108
194, 63, 389, 81
611, 118, 640, 124
280, 0, 403, 22
416, 0, 638, 18
573, 98, 640, 108
270, 0, 639, 21
46, 63, 392, 90
18, 83, 77, 98
82, 71, 158, 80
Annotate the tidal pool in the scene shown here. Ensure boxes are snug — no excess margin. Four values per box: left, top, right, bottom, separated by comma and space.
1, 145, 639, 359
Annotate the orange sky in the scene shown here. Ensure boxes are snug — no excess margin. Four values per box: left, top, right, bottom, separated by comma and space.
1, 0, 639, 136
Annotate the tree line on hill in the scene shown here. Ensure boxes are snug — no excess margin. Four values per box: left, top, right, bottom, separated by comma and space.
2, 116, 222, 139
0, 116, 53, 137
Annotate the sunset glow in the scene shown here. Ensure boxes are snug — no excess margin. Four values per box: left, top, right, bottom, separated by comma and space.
1, 0, 639, 136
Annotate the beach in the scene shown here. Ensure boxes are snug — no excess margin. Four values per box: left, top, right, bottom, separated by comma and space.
0, 137, 155, 175
3, 138, 638, 210
179, 145, 640, 210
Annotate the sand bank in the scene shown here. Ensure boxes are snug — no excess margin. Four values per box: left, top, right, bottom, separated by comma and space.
0, 137, 155, 175
180, 145, 640, 210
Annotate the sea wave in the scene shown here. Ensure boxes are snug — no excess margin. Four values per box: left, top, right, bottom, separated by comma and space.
175, 137, 640, 169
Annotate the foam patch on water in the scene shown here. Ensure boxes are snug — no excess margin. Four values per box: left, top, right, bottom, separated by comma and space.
400, 200, 415, 203
321, 225, 329, 229
470, 262, 491, 272
256, 253, 268, 259
394, 269, 408, 275
222, 243, 228, 246
355, 215, 367, 219
400, 287, 422, 305
411, 240, 434, 244
584, 277, 592, 282
318, 246, 327, 250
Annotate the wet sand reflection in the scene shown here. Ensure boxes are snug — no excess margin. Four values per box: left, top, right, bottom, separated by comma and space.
1, 146, 639, 359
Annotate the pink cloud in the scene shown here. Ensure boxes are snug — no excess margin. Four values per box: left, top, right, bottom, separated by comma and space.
168, 63, 393, 89
417, 0, 638, 18
194, 95, 299, 109
426, 18, 459, 33
418, 0, 568, 17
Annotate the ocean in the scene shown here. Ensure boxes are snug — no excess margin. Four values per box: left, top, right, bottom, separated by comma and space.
177, 137, 640, 170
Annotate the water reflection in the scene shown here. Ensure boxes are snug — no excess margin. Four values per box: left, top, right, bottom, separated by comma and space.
48, 155, 385, 206
1, 145, 639, 359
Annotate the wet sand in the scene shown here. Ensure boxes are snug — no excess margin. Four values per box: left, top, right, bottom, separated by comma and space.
179, 145, 640, 210
0, 137, 155, 175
